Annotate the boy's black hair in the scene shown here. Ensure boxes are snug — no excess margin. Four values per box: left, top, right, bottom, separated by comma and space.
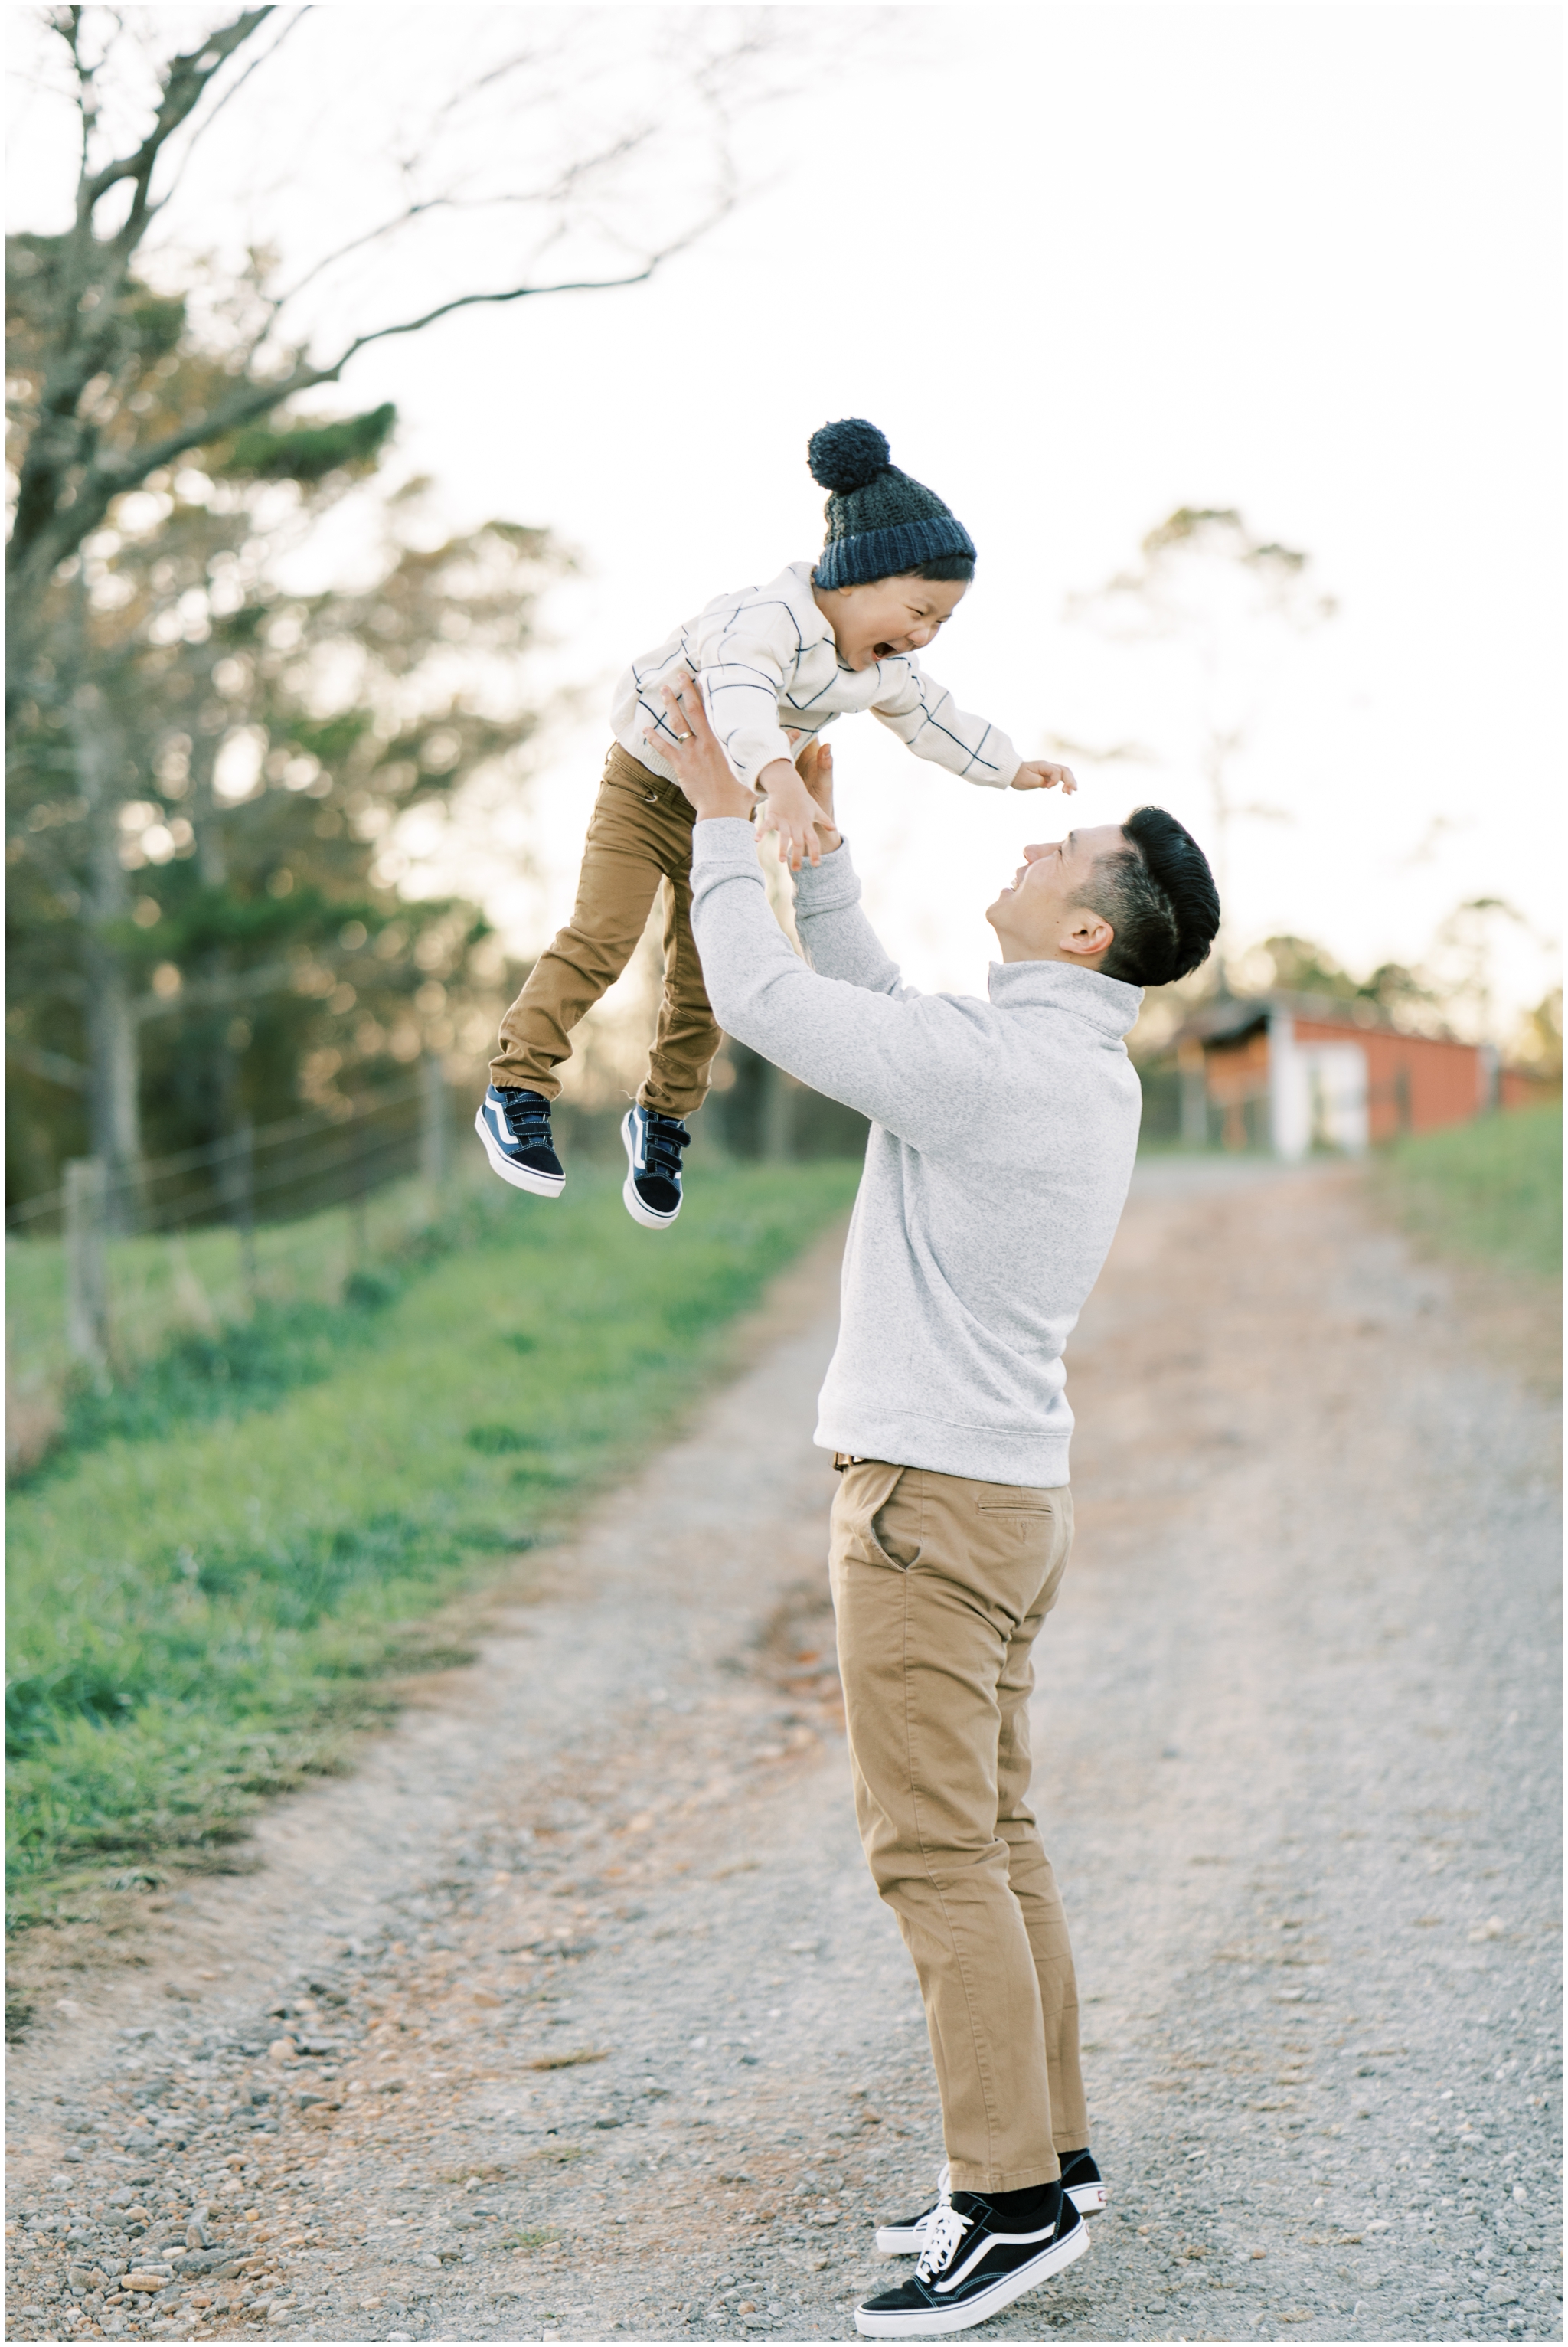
906, 554, 975, 584
1088, 807, 1220, 989
811, 551, 976, 590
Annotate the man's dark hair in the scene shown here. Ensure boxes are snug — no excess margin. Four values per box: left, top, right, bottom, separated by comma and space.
1087, 806, 1220, 987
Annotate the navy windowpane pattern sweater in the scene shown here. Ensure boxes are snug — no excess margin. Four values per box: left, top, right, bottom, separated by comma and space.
612, 562, 1020, 794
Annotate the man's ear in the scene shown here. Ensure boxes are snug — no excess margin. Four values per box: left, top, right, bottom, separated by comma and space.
1058, 908, 1115, 964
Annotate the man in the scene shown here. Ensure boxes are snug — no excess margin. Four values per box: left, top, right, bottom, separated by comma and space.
652, 682, 1220, 2339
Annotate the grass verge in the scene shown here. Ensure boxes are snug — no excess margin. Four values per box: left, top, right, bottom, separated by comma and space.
7, 1160, 858, 1915
12, 1178, 549, 1478
1376, 1105, 1561, 1282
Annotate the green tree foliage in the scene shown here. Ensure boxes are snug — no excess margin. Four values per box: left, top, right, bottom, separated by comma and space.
7, 251, 565, 1208
1511, 988, 1563, 1083
8, 8, 779, 1208
1240, 934, 1437, 1027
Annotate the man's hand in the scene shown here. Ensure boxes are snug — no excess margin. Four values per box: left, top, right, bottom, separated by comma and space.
1011, 759, 1078, 795
646, 678, 755, 821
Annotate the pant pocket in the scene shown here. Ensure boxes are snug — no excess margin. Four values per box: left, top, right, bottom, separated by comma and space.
835, 1461, 913, 1571
976, 1488, 1059, 1518
871, 1470, 923, 1571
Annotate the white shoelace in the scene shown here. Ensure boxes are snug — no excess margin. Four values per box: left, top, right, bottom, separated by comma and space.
916, 2202, 971, 2281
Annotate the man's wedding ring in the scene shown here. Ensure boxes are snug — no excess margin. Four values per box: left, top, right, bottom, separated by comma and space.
674, 730, 692, 742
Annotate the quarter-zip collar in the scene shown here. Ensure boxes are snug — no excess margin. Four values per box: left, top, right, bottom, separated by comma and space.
986, 958, 1142, 1039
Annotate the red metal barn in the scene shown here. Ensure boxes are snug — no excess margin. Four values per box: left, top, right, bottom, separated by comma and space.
1176, 995, 1510, 1157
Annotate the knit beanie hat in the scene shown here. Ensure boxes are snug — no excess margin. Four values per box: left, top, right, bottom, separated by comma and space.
808, 420, 976, 590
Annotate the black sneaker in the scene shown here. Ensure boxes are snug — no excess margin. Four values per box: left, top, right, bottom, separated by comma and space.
1060, 2148, 1108, 2216
876, 2163, 952, 2254
620, 1103, 690, 1229
876, 2153, 1106, 2254
474, 1084, 565, 1197
855, 2188, 1089, 2337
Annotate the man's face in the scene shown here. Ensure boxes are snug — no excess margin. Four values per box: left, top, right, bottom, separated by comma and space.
986, 825, 1128, 964
813, 574, 969, 671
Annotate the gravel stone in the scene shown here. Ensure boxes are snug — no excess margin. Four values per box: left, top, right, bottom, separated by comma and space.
5, 1170, 1560, 2341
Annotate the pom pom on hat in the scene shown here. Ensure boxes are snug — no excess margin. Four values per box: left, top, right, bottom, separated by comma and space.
807, 418, 891, 494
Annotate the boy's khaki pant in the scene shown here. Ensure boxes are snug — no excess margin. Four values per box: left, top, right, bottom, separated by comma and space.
828, 1460, 1088, 2195
490, 744, 724, 1117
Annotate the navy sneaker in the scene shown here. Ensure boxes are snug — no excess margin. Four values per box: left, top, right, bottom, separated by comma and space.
620, 1104, 690, 1229
876, 2153, 1106, 2254
474, 1084, 565, 1197
855, 2188, 1089, 2337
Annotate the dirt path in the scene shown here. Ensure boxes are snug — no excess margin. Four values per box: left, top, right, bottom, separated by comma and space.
7, 1163, 1560, 2347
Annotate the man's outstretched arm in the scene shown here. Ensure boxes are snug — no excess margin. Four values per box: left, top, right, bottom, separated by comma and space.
688, 819, 978, 1147
780, 737, 916, 1001
791, 836, 910, 999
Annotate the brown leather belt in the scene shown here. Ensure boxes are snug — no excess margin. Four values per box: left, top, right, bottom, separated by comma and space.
832, 1453, 870, 1470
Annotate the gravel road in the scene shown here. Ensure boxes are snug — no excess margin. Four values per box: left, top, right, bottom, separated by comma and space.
7, 1158, 1560, 2347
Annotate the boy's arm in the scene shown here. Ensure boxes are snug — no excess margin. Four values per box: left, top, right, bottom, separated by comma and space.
690, 821, 976, 1146
867, 660, 1077, 793
634, 606, 801, 789
870, 656, 1021, 787
684, 596, 808, 789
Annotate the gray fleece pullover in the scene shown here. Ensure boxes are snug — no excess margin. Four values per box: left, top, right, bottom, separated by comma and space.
689, 819, 1144, 1486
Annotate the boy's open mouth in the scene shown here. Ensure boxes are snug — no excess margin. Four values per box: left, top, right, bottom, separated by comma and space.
872, 639, 898, 659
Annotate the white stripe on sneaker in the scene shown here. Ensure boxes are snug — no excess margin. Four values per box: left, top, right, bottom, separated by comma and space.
935, 2223, 1055, 2293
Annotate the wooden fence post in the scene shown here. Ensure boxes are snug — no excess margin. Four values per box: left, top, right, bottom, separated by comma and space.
218, 1120, 256, 1303
420, 1054, 448, 1203
760, 1063, 795, 1162
235, 1116, 256, 1297
64, 1156, 110, 1369
1178, 1038, 1209, 1149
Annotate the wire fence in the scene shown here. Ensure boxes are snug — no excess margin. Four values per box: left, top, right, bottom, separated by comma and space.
5, 1048, 872, 1469
5, 1064, 444, 1242
5, 1062, 476, 1430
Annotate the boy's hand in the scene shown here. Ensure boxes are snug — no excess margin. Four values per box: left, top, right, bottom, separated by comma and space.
1011, 759, 1078, 794
795, 738, 841, 847
757, 762, 828, 871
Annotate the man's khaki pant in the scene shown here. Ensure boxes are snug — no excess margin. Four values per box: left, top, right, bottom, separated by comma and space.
489, 744, 724, 1117
828, 1460, 1088, 2195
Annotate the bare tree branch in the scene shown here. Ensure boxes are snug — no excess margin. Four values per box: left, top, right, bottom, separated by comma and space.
10, 1041, 90, 1090
80, 11, 274, 221
329, 208, 732, 366
7, 5, 773, 701
263, 119, 662, 325
148, 6, 311, 221
11, 224, 730, 636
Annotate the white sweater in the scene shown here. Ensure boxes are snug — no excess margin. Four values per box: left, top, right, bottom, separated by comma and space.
688, 821, 1144, 1486
611, 561, 1021, 793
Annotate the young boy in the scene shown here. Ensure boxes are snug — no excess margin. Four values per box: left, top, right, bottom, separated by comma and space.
475, 417, 1074, 1228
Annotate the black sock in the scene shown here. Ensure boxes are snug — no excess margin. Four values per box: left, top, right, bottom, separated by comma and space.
975, 2179, 1063, 2228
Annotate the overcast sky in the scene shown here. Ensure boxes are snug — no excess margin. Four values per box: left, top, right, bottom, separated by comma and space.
10, 2, 1563, 1032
